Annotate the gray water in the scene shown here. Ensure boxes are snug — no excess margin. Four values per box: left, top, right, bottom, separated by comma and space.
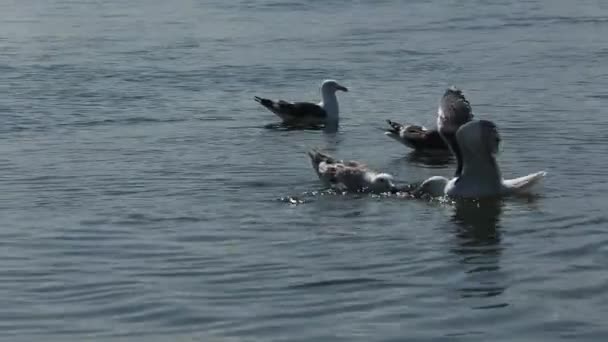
2, 0, 608, 341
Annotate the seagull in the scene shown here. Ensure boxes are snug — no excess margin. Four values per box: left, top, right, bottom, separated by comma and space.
307, 149, 401, 194
384, 87, 473, 163
413, 120, 547, 199
384, 120, 447, 150
254, 79, 348, 128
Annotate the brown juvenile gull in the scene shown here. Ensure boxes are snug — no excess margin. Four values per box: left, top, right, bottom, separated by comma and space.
384, 87, 474, 162
307, 149, 403, 194
413, 120, 547, 199
254, 79, 348, 127
384, 120, 447, 151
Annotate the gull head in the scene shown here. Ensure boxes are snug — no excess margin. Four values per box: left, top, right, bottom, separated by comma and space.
369, 173, 396, 193
457, 120, 501, 156
321, 79, 348, 93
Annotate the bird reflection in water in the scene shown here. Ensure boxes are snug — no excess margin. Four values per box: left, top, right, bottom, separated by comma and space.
450, 198, 507, 307
388, 150, 454, 173
406, 149, 454, 167
321, 129, 343, 147
263, 122, 325, 131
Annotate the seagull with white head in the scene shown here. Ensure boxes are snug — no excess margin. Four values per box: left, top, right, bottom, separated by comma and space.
254, 79, 348, 128
414, 120, 546, 199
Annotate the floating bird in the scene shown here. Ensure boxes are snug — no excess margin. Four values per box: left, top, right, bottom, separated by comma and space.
307, 149, 401, 194
384, 120, 447, 150
254, 79, 348, 128
384, 87, 474, 164
414, 120, 546, 199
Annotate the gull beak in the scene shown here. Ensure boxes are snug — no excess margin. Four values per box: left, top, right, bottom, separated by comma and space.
336, 85, 348, 92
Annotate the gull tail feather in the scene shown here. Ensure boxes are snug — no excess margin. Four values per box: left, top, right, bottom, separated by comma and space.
503, 171, 547, 194
385, 119, 402, 134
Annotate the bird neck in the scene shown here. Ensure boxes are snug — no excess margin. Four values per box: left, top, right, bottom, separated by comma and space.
458, 144, 502, 191
442, 131, 463, 177
321, 90, 339, 120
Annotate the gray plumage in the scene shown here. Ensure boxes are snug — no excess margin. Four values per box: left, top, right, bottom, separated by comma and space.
414, 120, 547, 199
254, 97, 327, 126
254, 79, 347, 127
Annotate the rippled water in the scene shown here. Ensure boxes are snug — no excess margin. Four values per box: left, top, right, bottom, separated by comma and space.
2, 0, 608, 341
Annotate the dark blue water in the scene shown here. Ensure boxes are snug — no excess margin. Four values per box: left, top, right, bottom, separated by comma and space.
2, 0, 608, 340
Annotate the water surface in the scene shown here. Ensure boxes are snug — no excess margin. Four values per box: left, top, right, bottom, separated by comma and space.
1, 0, 608, 341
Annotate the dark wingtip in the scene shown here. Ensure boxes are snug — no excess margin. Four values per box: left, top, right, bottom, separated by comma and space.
254, 96, 274, 109
385, 119, 401, 133
308, 148, 334, 164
